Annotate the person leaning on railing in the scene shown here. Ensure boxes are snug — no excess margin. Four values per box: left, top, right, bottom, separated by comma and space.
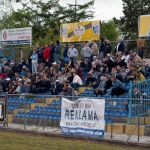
133, 71, 146, 83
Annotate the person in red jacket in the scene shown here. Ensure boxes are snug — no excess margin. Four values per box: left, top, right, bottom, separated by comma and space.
43, 44, 51, 67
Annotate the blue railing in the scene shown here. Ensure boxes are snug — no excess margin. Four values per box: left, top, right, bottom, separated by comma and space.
128, 79, 150, 123
6, 94, 129, 127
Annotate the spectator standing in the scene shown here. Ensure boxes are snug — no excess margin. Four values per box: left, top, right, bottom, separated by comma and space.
81, 42, 92, 64
43, 44, 51, 67
67, 44, 78, 63
115, 40, 125, 53
104, 40, 112, 56
31, 49, 38, 74
91, 40, 98, 59
54, 40, 61, 64
49, 41, 55, 65
63, 43, 69, 63
137, 38, 145, 59
99, 38, 106, 60
36, 44, 43, 64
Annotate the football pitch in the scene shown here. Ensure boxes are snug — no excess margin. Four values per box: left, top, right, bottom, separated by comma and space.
0, 131, 148, 150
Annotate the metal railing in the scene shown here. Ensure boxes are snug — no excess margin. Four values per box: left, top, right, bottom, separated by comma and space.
5, 94, 128, 136
1, 93, 150, 142
128, 79, 150, 124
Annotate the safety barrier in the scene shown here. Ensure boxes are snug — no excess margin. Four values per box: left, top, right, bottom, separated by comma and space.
128, 79, 150, 124
5, 94, 128, 130
1, 93, 150, 142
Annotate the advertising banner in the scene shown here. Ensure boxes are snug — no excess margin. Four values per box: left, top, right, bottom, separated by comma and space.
60, 97, 105, 138
139, 15, 150, 37
1, 27, 32, 45
60, 20, 100, 42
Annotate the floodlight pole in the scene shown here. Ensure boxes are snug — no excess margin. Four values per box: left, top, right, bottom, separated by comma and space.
74, 0, 77, 21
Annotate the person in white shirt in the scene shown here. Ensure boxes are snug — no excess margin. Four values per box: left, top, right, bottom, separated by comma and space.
67, 44, 78, 62
71, 70, 82, 91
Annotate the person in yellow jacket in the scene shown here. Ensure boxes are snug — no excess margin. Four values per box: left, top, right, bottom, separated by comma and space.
134, 72, 145, 83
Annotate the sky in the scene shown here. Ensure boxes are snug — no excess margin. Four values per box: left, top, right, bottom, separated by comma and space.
60, 0, 124, 21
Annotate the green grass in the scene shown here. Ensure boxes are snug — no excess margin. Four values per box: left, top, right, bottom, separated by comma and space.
0, 131, 148, 150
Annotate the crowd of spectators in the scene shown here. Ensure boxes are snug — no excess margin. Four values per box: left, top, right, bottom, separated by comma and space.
0, 38, 149, 97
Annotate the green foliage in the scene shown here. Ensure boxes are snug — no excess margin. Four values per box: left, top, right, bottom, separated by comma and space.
0, 0, 95, 45
119, 0, 150, 39
101, 20, 120, 41
63, 0, 94, 22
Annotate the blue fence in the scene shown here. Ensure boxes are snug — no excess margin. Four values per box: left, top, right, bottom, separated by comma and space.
6, 94, 129, 128
128, 79, 150, 123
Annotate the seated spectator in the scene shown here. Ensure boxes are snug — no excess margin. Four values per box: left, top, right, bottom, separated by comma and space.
107, 75, 127, 96
67, 71, 74, 83
124, 66, 136, 83
21, 65, 29, 79
75, 64, 83, 79
130, 51, 143, 64
80, 59, 91, 72
103, 56, 116, 73
133, 72, 145, 83
84, 62, 99, 86
105, 74, 113, 91
51, 80, 62, 95
94, 76, 106, 96
71, 70, 82, 91
57, 71, 65, 84
24, 79, 32, 93
61, 80, 74, 96
7, 81, 17, 94
112, 66, 124, 82
14, 78, 25, 94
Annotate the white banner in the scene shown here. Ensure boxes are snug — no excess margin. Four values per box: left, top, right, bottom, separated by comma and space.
1, 27, 32, 45
60, 98, 105, 138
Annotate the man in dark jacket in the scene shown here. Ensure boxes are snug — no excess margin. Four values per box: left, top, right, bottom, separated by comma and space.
104, 40, 112, 56
115, 40, 125, 53
54, 40, 61, 64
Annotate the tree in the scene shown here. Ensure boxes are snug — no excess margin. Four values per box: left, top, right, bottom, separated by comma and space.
0, 0, 95, 44
63, 0, 94, 22
119, 0, 150, 39
101, 20, 120, 41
